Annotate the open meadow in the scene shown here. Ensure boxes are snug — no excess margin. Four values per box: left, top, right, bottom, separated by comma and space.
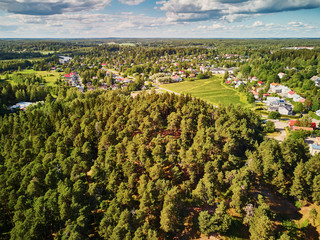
0, 69, 64, 87
161, 75, 252, 108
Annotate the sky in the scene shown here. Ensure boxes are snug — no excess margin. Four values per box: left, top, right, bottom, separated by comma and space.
0, 0, 320, 38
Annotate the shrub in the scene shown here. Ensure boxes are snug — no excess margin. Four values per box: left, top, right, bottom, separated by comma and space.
268, 111, 281, 120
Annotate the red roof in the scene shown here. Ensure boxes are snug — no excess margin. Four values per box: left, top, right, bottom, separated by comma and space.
258, 81, 263, 84
263, 94, 270, 96
289, 120, 316, 129
225, 80, 231, 84
65, 74, 70, 78
288, 91, 295, 95
289, 120, 296, 126
299, 98, 305, 103
101, 63, 106, 66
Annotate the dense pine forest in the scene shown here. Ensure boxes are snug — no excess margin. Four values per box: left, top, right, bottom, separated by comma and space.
0, 87, 319, 239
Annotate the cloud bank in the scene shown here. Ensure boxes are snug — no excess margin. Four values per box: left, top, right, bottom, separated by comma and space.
0, 0, 112, 15
157, 0, 320, 22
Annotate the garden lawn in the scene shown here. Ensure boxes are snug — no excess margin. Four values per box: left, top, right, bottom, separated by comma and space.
161, 76, 251, 108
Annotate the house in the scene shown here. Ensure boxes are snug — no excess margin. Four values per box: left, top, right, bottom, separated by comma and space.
315, 80, 320, 87
101, 63, 106, 67
287, 91, 296, 98
200, 66, 208, 73
270, 82, 279, 88
250, 90, 259, 99
9, 102, 35, 110
293, 95, 303, 102
258, 81, 264, 86
172, 75, 182, 82
59, 56, 72, 64
111, 84, 119, 90
310, 76, 320, 81
289, 120, 316, 131
316, 110, 320, 117
271, 85, 291, 96
235, 81, 245, 88
279, 105, 293, 115
278, 72, 285, 79
311, 137, 320, 155
268, 106, 279, 112
265, 97, 281, 106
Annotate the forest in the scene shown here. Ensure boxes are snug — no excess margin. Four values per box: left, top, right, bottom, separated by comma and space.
0, 86, 319, 239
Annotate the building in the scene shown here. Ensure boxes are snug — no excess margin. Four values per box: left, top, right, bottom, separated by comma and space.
279, 105, 293, 115
9, 102, 38, 111
59, 56, 72, 64
278, 72, 285, 79
310, 76, 320, 81
311, 137, 320, 155
265, 97, 281, 106
289, 120, 316, 131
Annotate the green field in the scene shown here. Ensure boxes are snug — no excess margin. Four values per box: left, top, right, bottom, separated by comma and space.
161, 76, 252, 107
0, 69, 64, 87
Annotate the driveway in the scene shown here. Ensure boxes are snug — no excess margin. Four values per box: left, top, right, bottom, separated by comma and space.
269, 120, 288, 142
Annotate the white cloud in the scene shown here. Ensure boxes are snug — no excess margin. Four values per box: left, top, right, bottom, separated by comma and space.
118, 0, 145, 5
253, 20, 263, 27
0, 0, 112, 15
211, 23, 224, 29
5, 11, 169, 38
288, 21, 304, 27
157, 0, 320, 22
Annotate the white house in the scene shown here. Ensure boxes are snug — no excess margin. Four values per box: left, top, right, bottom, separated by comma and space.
278, 72, 285, 79
265, 97, 281, 106
59, 56, 72, 64
310, 76, 320, 81
279, 105, 293, 115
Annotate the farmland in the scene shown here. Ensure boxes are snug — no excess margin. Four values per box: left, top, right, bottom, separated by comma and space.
160, 75, 252, 108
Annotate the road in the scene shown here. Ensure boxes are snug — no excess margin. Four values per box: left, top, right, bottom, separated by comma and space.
273, 120, 288, 142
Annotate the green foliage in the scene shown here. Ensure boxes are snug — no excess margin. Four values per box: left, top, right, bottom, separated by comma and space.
268, 111, 281, 119
249, 196, 273, 240
265, 121, 276, 133
198, 202, 231, 236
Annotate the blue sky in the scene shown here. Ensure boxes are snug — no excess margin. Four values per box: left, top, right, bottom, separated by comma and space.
0, 0, 319, 38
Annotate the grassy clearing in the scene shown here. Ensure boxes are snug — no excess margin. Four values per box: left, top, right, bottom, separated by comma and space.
39, 51, 55, 55
0, 69, 64, 87
266, 131, 281, 138
161, 76, 252, 108
119, 43, 136, 46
